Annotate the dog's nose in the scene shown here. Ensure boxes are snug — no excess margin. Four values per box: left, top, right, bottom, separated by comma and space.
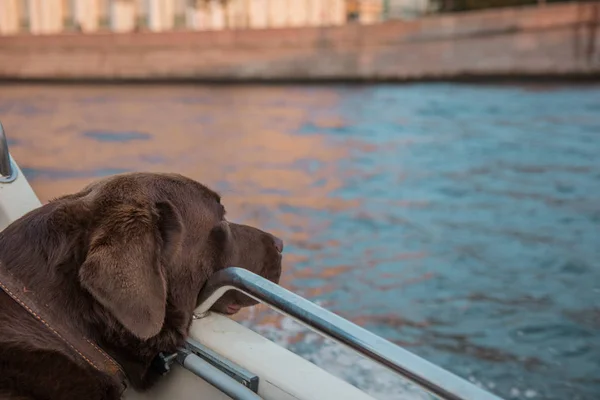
272, 236, 284, 253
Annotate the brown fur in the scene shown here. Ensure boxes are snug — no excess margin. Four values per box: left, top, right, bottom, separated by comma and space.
0, 173, 283, 400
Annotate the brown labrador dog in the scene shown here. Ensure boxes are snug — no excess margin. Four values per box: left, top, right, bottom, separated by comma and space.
0, 172, 283, 400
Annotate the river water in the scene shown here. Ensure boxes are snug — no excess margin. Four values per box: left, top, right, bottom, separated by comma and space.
1, 83, 599, 400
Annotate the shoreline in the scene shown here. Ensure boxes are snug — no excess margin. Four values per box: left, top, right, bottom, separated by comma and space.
1, 3, 598, 83
1, 73, 600, 86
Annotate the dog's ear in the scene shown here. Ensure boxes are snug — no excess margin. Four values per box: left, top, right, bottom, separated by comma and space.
79, 200, 183, 340
206, 221, 235, 271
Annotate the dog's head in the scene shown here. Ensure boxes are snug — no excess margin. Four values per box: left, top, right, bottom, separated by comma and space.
61, 172, 282, 341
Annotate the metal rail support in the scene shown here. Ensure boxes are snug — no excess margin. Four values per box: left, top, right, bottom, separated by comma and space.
152, 346, 260, 400
196, 267, 505, 400
0, 122, 17, 183
177, 349, 262, 400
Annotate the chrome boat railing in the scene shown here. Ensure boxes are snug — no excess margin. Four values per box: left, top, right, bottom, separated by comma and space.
0, 122, 17, 183
195, 267, 504, 400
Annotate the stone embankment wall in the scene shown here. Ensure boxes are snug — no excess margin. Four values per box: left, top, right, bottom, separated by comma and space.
0, 2, 598, 82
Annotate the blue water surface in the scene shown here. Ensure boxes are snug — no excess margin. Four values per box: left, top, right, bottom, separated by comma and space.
286, 84, 600, 400
3, 83, 599, 400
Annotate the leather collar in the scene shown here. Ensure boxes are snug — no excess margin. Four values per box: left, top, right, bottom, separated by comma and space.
0, 261, 128, 394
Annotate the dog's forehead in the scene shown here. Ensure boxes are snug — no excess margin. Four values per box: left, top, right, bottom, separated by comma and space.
82, 172, 221, 207
149, 173, 221, 204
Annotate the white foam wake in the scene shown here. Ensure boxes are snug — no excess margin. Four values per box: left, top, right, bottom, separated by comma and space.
241, 307, 432, 400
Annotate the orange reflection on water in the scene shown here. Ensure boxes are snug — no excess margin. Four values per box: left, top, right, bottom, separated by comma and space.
3, 82, 363, 306
2, 84, 347, 206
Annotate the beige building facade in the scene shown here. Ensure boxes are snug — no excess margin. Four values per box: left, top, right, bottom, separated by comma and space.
72, 0, 100, 31
28, 0, 65, 34
0, 0, 383, 35
148, 0, 175, 30
185, 0, 347, 31
110, 0, 136, 31
0, 0, 20, 34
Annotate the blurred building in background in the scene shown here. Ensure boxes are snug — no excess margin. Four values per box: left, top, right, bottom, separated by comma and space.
347, 0, 383, 24
0, 0, 571, 35
0, 0, 19, 34
26, 0, 64, 34
0, 0, 382, 35
185, 0, 347, 30
384, 0, 439, 20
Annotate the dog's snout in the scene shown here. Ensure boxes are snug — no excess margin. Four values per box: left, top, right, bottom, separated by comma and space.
272, 236, 284, 253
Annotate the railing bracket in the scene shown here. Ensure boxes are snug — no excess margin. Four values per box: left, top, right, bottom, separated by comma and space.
0, 122, 17, 184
